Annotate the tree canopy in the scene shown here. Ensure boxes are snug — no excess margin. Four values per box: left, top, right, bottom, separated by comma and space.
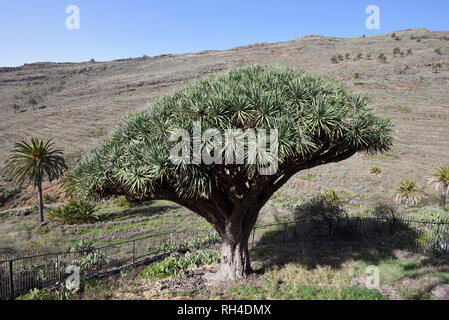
65, 65, 392, 202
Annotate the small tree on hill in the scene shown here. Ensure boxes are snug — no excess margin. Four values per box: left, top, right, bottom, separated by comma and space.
432, 63, 442, 73
378, 53, 387, 63
28, 96, 38, 110
4, 137, 67, 224
428, 166, 449, 207
395, 180, 424, 208
393, 47, 401, 57
64, 65, 393, 280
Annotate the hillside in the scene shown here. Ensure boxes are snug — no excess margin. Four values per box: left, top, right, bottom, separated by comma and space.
1, 28, 448, 211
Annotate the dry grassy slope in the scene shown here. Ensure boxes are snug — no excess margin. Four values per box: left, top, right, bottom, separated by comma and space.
0, 28, 448, 209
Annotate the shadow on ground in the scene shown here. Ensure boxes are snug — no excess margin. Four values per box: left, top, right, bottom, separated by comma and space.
98, 205, 179, 222
250, 218, 426, 271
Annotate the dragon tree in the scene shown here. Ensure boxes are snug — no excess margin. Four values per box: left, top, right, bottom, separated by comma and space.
64, 65, 392, 281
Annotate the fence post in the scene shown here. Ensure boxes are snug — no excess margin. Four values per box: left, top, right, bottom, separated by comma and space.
56, 254, 61, 283
9, 260, 14, 300
132, 240, 136, 265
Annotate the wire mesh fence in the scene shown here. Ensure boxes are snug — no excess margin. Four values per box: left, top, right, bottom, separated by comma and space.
1, 213, 448, 300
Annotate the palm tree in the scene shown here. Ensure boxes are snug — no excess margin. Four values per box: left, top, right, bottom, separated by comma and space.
395, 180, 424, 208
4, 137, 67, 224
428, 166, 449, 207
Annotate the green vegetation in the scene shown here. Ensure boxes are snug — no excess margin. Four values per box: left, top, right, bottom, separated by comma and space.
370, 166, 382, 174
395, 180, 424, 208
393, 47, 401, 57
47, 199, 98, 224
435, 48, 442, 55
27, 96, 38, 110
227, 263, 384, 300
16, 288, 55, 300
428, 166, 449, 207
138, 250, 220, 279
432, 62, 442, 73
11, 103, 20, 113
378, 53, 387, 63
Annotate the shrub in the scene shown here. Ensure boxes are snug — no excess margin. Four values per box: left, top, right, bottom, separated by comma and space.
337, 54, 344, 61
11, 103, 20, 113
16, 288, 55, 300
27, 96, 38, 108
331, 55, 339, 63
345, 53, 350, 60
112, 195, 133, 208
391, 33, 396, 38
366, 53, 372, 60
321, 189, 344, 206
407, 49, 412, 55
47, 199, 98, 224
411, 208, 449, 223
138, 250, 220, 279
356, 52, 362, 60
69, 240, 110, 276
373, 203, 400, 231
435, 48, 442, 55
155, 230, 221, 254
393, 47, 401, 57
432, 63, 442, 73
370, 166, 382, 174
292, 195, 347, 236
353, 72, 361, 79
43, 193, 59, 204
378, 53, 387, 63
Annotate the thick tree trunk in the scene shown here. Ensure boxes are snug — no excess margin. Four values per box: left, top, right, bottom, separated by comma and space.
37, 180, 44, 224
218, 236, 251, 281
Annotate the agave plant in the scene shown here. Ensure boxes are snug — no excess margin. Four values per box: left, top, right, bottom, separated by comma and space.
370, 166, 382, 174
321, 189, 343, 206
395, 180, 424, 208
4, 137, 67, 224
428, 166, 449, 207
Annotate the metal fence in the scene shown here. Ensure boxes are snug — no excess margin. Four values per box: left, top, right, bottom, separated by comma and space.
250, 214, 449, 255
0, 227, 219, 300
1, 213, 448, 300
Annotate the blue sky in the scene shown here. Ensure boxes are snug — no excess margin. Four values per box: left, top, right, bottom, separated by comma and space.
1, 0, 448, 67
